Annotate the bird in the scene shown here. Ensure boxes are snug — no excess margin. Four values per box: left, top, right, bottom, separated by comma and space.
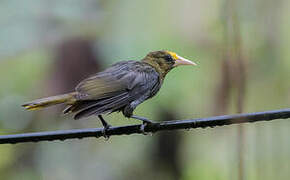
22, 50, 196, 134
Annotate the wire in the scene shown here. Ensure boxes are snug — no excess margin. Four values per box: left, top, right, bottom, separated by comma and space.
0, 108, 290, 144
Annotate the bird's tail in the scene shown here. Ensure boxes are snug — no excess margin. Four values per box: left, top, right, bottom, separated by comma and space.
22, 92, 77, 110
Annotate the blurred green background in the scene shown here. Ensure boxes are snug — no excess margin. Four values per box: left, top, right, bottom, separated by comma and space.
0, 0, 290, 179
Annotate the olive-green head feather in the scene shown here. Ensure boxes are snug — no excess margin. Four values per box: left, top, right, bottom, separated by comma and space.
142, 50, 196, 79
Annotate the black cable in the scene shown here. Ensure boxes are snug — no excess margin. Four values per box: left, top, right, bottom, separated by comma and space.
0, 108, 289, 144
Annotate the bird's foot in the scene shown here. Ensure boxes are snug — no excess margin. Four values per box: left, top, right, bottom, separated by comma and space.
131, 115, 154, 135
139, 122, 150, 135
102, 124, 111, 140
98, 115, 111, 140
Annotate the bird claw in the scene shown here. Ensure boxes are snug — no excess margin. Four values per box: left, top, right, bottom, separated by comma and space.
130, 115, 154, 135
102, 124, 111, 140
98, 115, 111, 140
139, 122, 151, 135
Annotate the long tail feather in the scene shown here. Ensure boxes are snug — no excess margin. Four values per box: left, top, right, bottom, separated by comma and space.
22, 92, 77, 110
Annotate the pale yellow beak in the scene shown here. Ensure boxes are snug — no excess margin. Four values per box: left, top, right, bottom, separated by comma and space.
174, 55, 197, 67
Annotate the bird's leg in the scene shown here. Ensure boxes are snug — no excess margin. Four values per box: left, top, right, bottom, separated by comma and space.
98, 115, 111, 138
131, 115, 154, 135
131, 115, 154, 123
124, 103, 155, 134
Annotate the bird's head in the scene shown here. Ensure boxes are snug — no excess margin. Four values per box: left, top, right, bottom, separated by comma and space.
142, 50, 197, 78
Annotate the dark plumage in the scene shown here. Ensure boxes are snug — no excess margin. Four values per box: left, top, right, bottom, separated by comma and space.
69, 60, 161, 120
22, 50, 196, 128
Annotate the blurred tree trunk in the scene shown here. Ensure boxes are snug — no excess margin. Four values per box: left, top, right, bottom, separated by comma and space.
125, 108, 184, 180
150, 109, 183, 180
214, 0, 247, 180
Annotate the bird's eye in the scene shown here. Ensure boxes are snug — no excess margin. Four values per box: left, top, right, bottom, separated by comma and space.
164, 55, 173, 62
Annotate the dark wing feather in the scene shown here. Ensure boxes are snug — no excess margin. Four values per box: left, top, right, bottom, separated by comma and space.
71, 61, 161, 119
74, 92, 129, 119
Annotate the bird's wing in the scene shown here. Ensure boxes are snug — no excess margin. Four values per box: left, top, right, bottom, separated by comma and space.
71, 61, 160, 119
75, 61, 133, 100
75, 61, 160, 100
